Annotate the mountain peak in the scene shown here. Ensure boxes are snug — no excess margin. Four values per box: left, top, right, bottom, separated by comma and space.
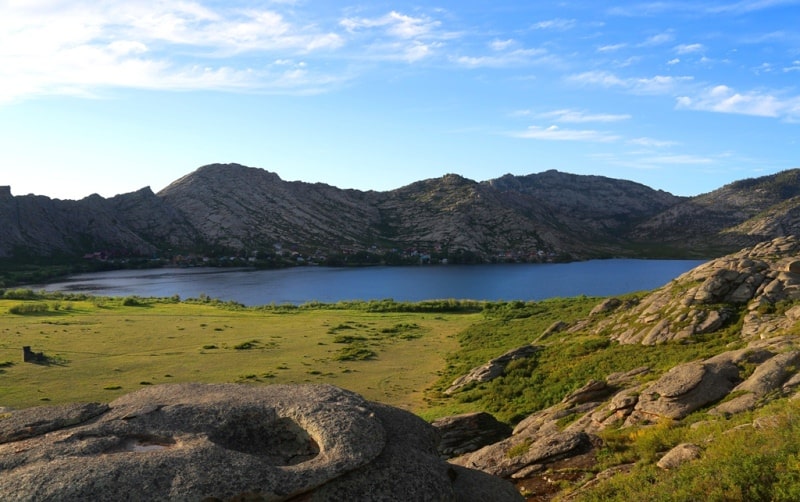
4, 164, 800, 262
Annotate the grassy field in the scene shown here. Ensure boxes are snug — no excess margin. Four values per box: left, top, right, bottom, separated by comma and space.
0, 296, 479, 412
7, 290, 800, 500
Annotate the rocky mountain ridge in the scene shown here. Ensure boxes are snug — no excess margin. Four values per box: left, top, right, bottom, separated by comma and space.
3, 164, 800, 263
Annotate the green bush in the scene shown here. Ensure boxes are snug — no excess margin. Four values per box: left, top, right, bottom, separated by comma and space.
8, 303, 49, 315
234, 340, 260, 350
335, 345, 376, 361
122, 296, 143, 306
332, 334, 367, 344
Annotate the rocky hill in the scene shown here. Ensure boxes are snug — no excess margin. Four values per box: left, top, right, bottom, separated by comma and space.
436, 235, 800, 500
3, 164, 800, 263
631, 169, 800, 254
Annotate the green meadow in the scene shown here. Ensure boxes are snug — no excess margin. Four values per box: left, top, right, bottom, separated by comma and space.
7, 290, 800, 499
0, 294, 480, 412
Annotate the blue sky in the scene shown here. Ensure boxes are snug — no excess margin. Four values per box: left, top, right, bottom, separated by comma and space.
1, 1, 798, 200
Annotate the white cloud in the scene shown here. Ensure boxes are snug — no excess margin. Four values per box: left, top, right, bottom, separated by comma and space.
513, 125, 620, 142
607, 4, 678, 17
634, 75, 693, 94
531, 18, 576, 30
567, 71, 692, 94
675, 43, 704, 54
597, 43, 627, 53
567, 70, 627, 87
339, 10, 454, 63
537, 109, 631, 123
490, 39, 516, 51
707, 0, 800, 14
340, 11, 440, 39
641, 32, 675, 46
640, 154, 715, 164
453, 48, 549, 68
676, 84, 799, 118
667, 58, 681, 65
0, 1, 347, 102
629, 137, 679, 148
784, 61, 800, 72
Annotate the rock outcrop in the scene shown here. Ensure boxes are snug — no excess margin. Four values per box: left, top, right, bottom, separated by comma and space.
0, 383, 522, 501
448, 340, 800, 497
591, 236, 800, 344
431, 412, 512, 458
445, 345, 539, 395
656, 443, 702, 470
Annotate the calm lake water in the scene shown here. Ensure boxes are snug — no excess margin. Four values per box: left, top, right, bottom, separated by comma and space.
33, 259, 707, 306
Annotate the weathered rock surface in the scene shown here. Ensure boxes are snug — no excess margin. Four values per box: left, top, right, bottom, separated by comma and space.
0, 383, 522, 501
0, 402, 109, 444
596, 236, 800, 344
452, 429, 594, 479
629, 360, 740, 422
431, 411, 512, 458
657, 443, 702, 470
445, 344, 539, 395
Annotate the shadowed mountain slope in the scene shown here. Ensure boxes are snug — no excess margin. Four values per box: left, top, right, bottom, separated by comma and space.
3, 164, 800, 262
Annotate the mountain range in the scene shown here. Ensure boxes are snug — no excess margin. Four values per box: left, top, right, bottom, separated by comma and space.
2, 163, 800, 264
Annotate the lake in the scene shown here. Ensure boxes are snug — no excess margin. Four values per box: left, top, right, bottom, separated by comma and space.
32, 259, 707, 306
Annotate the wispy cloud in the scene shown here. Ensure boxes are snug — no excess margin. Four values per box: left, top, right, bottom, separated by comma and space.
629, 137, 680, 148
340, 11, 440, 39
784, 61, 800, 72
607, 3, 681, 17
597, 43, 627, 53
535, 109, 632, 123
640, 154, 715, 164
531, 18, 577, 31
452, 47, 550, 68
676, 84, 800, 119
339, 10, 456, 63
640, 32, 675, 46
707, 0, 800, 14
567, 71, 693, 94
567, 70, 627, 87
0, 1, 347, 102
512, 125, 621, 142
610, 0, 800, 16
675, 43, 704, 54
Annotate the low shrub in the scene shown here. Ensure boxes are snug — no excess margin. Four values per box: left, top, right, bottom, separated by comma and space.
8, 303, 49, 315
335, 345, 376, 361
234, 340, 260, 350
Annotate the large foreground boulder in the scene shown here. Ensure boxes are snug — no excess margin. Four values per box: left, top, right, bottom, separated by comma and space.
0, 383, 522, 501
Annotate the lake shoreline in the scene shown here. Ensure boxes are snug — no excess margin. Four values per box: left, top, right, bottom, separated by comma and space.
28, 259, 708, 307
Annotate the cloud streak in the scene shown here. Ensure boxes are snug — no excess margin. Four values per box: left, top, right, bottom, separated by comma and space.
677, 85, 800, 119
513, 125, 621, 142
567, 71, 693, 95
0, 1, 351, 102
535, 109, 632, 123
